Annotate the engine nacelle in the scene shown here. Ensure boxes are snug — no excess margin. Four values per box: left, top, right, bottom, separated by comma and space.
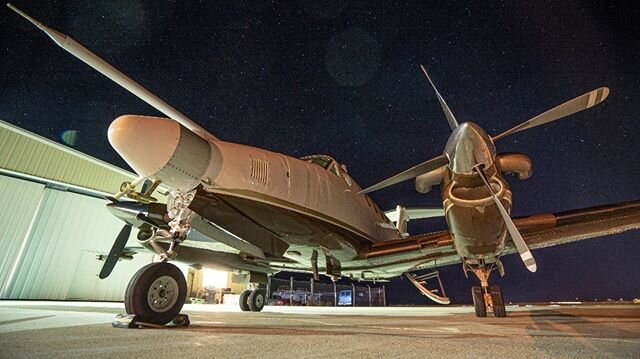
415, 165, 446, 194
497, 153, 532, 180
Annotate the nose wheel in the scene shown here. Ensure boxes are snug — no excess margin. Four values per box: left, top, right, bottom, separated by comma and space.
125, 262, 187, 325
489, 285, 506, 317
471, 286, 487, 317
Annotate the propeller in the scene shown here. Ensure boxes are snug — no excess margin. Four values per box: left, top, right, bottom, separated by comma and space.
359, 66, 458, 194
359, 154, 449, 194
99, 224, 132, 279
361, 80, 609, 193
492, 87, 609, 141
99, 180, 154, 279
473, 164, 537, 272
420, 65, 458, 130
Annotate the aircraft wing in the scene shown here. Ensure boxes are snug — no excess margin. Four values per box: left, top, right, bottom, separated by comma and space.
353, 199, 640, 278
512, 199, 640, 252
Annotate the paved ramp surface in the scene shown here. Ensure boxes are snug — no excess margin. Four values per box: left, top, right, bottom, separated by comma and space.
1, 301, 638, 358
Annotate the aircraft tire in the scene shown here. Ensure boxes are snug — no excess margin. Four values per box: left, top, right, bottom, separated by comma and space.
239, 290, 252, 312
124, 262, 148, 315
489, 285, 507, 317
472, 286, 487, 317
248, 289, 266, 312
124, 262, 187, 325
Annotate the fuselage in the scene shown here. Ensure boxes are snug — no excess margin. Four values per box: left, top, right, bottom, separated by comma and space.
108, 115, 400, 264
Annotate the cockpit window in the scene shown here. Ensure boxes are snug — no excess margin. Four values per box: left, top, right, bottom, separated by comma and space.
301, 155, 332, 169
301, 155, 352, 186
329, 163, 340, 176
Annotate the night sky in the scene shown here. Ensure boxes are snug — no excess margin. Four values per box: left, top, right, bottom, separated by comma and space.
1, 1, 639, 304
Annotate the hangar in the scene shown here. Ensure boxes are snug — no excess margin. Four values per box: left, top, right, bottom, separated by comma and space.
0, 119, 161, 300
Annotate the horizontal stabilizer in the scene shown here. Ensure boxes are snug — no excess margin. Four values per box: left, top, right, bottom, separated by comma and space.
385, 207, 444, 223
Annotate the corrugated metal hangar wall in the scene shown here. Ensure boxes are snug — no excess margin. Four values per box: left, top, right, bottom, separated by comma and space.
0, 120, 156, 300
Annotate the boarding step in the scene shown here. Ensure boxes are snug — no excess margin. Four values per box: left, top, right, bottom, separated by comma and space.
404, 271, 450, 305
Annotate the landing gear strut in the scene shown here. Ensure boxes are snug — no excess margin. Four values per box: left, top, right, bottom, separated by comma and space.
239, 288, 266, 312
468, 264, 506, 317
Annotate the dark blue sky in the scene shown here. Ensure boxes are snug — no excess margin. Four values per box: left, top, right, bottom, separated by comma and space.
1, 1, 638, 303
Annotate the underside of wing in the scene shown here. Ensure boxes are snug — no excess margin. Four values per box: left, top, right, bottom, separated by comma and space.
510, 200, 640, 253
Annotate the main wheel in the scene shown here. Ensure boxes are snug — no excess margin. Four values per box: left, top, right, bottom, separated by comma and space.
125, 262, 187, 325
239, 289, 252, 312
489, 285, 507, 317
248, 289, 266, 312
472, 286, 487, 317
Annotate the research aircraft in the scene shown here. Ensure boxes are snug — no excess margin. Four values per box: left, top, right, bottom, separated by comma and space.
9, 4, 640, 322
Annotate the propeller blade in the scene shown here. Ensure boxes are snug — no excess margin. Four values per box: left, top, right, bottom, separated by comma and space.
420, 65, 459, 130
99, 224, 132, 279
493, 87, 609, 141
359, 154, 449, 194
474, 165, 537, 272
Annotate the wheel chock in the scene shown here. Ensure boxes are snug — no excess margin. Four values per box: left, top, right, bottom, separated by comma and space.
171, 314, 190, 327
112, 314, 140, 329
111, 313, 190, 329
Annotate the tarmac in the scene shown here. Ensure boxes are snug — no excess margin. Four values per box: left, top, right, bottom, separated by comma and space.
0, 301, 638, 358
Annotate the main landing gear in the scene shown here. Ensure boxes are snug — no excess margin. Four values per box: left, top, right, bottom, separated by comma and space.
468, 264, 506, 318
239, 288, 266, 312
124, 262, 187, 325
122, 190, 195, 326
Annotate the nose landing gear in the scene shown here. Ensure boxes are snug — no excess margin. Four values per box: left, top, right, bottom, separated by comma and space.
468, 264, 507, 317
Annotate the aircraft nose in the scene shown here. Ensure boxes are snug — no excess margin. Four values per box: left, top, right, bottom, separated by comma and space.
108, 115, 180, 177
444, 122, 496, 174
108, 115, 216, 191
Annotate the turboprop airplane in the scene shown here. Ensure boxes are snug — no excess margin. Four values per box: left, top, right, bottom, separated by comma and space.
9, 4, 640, 323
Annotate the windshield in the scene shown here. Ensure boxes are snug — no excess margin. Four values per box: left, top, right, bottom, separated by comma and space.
301, 155, 332, 169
